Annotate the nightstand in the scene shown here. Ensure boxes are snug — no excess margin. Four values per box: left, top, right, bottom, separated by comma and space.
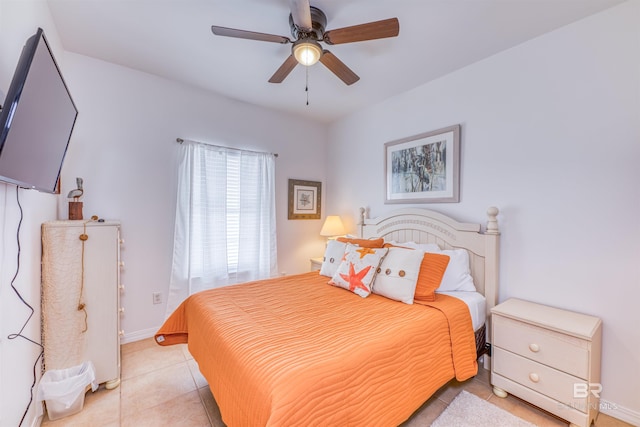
310, 257, 323, 271
491, 298, 602, 427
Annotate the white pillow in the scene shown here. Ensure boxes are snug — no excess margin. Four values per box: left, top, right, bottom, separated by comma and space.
434, 248, 476, 292
330, 245, 388, 298
319, 239, 347, 278
402, 242, 476, 292
401, 241, 442, 253
372, 247, 424, 304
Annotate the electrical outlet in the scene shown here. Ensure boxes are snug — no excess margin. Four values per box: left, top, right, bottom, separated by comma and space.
152, 292, 162, 305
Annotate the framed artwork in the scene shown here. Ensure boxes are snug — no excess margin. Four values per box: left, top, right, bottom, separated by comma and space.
384, 124, 460, 204
288, 179, 321, 219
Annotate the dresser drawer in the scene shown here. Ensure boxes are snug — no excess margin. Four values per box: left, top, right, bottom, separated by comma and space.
493, 347, 588, 413
493, 315, 589, 378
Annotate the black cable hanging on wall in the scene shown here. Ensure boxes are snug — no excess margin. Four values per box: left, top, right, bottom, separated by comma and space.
6, 186, 44, 426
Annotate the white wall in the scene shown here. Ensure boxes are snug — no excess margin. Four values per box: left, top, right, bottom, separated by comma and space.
327, 1, 640, 423
58, 53, 328, 342
0, 2, 65, 426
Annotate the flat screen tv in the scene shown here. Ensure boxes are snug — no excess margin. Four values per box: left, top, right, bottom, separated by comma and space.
0, 27, 78, 194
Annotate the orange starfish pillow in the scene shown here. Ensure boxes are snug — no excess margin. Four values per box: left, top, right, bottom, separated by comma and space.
329, 244, 388, 297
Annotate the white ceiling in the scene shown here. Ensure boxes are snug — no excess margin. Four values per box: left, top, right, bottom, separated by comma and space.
47, 0, 624, 124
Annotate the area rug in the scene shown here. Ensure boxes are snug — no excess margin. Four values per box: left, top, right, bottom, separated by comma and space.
431, 391, 537, 427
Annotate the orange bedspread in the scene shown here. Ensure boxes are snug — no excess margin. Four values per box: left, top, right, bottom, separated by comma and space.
156, 271, 478, 426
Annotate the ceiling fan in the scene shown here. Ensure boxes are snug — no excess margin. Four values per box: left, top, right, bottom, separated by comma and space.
211, 0, 399, 86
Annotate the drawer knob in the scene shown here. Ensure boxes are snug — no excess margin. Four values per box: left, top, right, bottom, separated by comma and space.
528, 343, 540, 353
119, 307, 125, 314
529, 373, 540, 383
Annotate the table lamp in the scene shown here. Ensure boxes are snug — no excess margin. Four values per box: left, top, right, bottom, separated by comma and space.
320, 215, 345, 240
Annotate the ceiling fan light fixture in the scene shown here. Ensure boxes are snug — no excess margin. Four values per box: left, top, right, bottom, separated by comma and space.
292, 39, 322, 66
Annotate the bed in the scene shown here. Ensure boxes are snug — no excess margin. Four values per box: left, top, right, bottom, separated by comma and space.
156, 207, 500, 426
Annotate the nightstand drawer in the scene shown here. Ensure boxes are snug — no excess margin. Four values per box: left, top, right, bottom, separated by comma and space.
493, 315, 589, 378
493, 347, 588, 413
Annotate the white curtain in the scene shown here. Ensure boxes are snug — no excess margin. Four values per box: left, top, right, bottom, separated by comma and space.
166, 140, 278, 315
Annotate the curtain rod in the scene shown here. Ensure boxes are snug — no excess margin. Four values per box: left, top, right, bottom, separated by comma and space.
176, 138, 278, 158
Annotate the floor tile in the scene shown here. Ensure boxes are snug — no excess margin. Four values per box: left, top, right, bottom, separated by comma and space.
188, 358, 208, 389
400, 395, 448, 426
41, 384, 120, 427
121, 390, 210, 427
121, 337, 156, 355
434, 376, 493, 404
474, 366, 491, 385
48, 339, 634, 427
120, 362, 197, 419
198, 386, 225, 427
121, 342, 186, 380
488, 393, 568, 426
182, 343, 194, 360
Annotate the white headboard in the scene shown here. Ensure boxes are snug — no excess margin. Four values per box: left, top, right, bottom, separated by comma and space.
359, 207, 500, 317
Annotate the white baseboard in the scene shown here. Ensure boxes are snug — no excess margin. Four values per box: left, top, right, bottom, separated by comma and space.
600, 399, 640, 426
120, 327, 159, 344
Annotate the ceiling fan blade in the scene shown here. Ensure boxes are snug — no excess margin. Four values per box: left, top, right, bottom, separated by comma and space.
289, 0, 312, 31
268, 55, 299, 83
211, 26, 291, 44
323, 18, 399, 45
319, 50, 360, 85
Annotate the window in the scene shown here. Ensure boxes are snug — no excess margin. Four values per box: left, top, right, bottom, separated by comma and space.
166, 140, 278, 315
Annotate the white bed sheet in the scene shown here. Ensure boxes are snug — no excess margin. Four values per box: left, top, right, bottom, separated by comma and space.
438, 291, 486, 332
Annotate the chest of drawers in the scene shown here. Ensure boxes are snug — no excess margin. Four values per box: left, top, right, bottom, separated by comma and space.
42, 220, 123, 389
491, 298, 602, 427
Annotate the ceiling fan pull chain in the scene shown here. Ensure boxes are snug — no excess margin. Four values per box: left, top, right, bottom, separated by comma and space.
306, 66, 310, 106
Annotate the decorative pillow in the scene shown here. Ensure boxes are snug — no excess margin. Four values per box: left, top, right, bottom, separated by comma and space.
330, 245, 388, 298
336, 237, 385, 248
372, 247, 424, 304
436, 249, 476, 292
319, 239, 347, 278
414, 252, 451, 303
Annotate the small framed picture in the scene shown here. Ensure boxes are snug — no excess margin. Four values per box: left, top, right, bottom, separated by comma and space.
288, 179, 321, 219
384, 124, 460, 204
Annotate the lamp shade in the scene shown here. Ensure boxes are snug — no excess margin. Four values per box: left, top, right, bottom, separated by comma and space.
320, 215, 345, 237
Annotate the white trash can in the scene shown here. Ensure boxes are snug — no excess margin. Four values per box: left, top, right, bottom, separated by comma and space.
37, 361, 98, 421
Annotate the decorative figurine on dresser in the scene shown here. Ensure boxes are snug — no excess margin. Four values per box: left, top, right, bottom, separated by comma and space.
67, 177, 84, 220
491, 298, 602, 427
41, 218, 124, 389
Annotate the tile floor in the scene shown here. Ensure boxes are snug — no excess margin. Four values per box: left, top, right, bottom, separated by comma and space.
40, 338, 633, 427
